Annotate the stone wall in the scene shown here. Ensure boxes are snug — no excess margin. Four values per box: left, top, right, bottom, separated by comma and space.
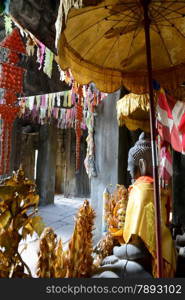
9, 0, 59, 53
55, 129, 66, 194
90, 90, 121, 243
36, 122, 57, 205
118, 127, 142, 187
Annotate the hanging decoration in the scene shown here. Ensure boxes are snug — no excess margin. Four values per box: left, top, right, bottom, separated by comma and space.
82, 84, 102, 178
63, 70, 107, 173
1, 9, 108, 176
55, 0, 83, 49
26, 37, 36, 57
19, 90, 74, 125
43, 47, 54, 78
75, 86, 83, 171
0, 47, 8, 64
19, 67, 107, 174
84, 131, 97, 177
57, 64, 65, 81
34, 41, 54, 78
36, 41, 46, 70
0, 28, 26, 175
0, 105, 20, 174
8, 15, 54, 78
4, 14, 13, 35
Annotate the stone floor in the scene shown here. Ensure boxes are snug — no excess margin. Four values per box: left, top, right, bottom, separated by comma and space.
19, 195, 85, 277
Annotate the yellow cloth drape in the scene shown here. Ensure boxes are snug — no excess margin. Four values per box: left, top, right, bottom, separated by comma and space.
123, 178, 176, 278
118, 118, 150, 133
116, 93, 157, 132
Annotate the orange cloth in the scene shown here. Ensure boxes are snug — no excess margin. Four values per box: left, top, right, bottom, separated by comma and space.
123, 176, 176, 278
110, 228, 124, 244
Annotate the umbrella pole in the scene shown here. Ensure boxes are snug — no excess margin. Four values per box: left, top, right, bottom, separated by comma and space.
141, 0, 163, 278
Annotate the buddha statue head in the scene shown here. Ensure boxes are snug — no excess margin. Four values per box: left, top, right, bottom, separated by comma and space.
127, 132, 152, 183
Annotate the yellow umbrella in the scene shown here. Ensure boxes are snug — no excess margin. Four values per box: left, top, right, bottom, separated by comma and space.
56, 0, 185, 277
57, 0, 185, 94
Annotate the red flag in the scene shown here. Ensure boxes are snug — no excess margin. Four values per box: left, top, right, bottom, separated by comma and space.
157, 89, 185, 154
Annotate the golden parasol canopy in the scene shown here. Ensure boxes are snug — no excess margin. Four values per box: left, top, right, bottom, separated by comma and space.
57, 0, 185, 94
116, 93, 152, 132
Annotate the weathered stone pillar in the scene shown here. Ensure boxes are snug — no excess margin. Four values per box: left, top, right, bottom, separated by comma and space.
118, 126, 130, 187
36, 122, 57, 205
55, 129, 65, 194
90, 90, 121, 244
10, 118, 22, 174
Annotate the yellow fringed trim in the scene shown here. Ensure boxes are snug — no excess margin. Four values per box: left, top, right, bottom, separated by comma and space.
118, 117, 150, 132
116, 92, 159, 131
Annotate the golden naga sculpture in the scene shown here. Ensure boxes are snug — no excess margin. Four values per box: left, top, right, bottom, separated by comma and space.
0, 167, 45, 278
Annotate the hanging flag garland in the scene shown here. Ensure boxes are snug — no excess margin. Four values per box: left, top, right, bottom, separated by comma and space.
63, 71, 107, 173
18, 82, 107, 174
19, 91, 74, 124
36, 41, 46, 70
0, 13, 107, 176
55, 68, 107, 172
0, 28, 26, 175
26, 37, 36, 56
5, 15, 55, 79
4, 14, 13, 35
43, 47, 54, 78
54, 67, 107, 173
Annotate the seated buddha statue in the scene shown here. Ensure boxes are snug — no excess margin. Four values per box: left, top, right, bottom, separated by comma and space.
92, 132, 176, 278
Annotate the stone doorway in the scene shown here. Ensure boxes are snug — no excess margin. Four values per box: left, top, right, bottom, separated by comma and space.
55, 128, 90, 198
